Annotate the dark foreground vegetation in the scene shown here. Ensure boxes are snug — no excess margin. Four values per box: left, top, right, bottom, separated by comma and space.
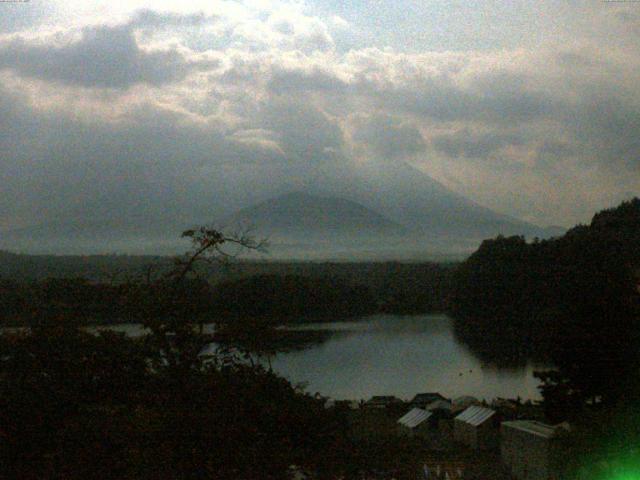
450, 198, 640, 478
1, 324, 346, 480
451, 199, 639, 363
0, 228, 446, 480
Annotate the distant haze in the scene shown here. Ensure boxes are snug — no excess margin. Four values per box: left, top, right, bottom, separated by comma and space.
0, 1, 638, 255
1, 163, 565, 258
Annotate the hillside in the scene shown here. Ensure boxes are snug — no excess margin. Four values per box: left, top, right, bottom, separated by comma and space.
321, 161, 562, 239
224, 191, 406, 239
450, 197, 640, 369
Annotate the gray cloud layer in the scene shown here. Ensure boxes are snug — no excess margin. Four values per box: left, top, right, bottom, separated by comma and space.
0, 1, 638, 236
0, 24, 190, 88
352, 115, 426, 159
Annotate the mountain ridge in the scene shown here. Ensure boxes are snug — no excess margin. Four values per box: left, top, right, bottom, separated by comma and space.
222, 191, 407, 239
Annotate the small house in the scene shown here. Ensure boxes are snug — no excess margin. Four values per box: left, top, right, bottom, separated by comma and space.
426, 399, 454, 435
364, 395, 402, 409
410, 392, 447, 409
452, 396, 480, 413
397, 408, 434, 438
453, 405, 498, 450
426, 399, 453, 416
501, 421, 566, 480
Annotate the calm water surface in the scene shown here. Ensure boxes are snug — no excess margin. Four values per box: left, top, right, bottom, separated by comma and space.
4, 315, 546, 401
272, 314, 547, 401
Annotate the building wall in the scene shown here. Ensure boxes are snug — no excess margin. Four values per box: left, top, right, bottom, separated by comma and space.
454, 419, 498, 450
414, 420, 435, 439
477, 420, 499, 450
453, 419, 477, 449
398, 421, 433, 439
501, 425, 554, 480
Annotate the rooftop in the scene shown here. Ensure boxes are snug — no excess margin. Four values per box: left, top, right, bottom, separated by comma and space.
454, 405, 496, 426
426, 399, 452, 411
411, 392, 446, 404
501, 420, 559, 439
452, 395, 479, 406
398, 408, 433, 429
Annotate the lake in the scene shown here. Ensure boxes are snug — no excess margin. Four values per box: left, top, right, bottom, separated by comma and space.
4, 314, 547, 401
271, 314, 547, 401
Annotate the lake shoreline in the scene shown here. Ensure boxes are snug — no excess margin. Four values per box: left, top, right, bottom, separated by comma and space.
2, 314, 550, 401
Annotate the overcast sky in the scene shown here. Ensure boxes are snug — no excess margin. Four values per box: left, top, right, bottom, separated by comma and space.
0, 0, 638, 231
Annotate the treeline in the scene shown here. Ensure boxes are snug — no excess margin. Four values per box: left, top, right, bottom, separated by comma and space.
0, 277, 372, 327
212, 274, 375, 322
0, 278, 215, 327
450, 198, 640, 365
450, 198, 640, 407
0, 249, 456, 288
448, 199, 640, 478
0, 264, 453, 327
211, 262, 452, 320
209, 261, 453, 314
0, 250, 171, 281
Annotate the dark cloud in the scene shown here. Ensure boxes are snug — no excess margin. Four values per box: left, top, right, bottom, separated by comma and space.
352, 115, 426, 159
0, 5, 637, 233
0, 2, 52, 34
538, 140, 575, 158
295, 28, 334, 52
271, 19, 295, 35
0, 24, 191, 88
534, 140, 577, 169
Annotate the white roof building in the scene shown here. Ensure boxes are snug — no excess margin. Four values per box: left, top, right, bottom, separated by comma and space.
501, 421, 567, 480
397, 408, 436, 438
502, 421, 558, 439
455, 405, 496, 426
398, 408, 433, 429
453, 406, 498, 449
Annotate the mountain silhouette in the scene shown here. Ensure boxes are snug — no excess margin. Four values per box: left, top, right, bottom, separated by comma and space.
223, 191, 406, 240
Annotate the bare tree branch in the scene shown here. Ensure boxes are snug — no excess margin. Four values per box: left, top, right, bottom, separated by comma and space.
167, 225, 268, 283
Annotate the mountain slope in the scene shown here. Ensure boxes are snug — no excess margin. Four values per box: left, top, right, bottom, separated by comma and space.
323, 161, 556, 239
223, 191, 406, 240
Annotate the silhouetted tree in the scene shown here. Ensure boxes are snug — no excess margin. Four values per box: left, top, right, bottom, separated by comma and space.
0, 227, 356, 480
449, 199, 640, 479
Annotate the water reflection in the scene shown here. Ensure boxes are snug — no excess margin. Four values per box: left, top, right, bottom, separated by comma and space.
272, 314, 547, 401
2, 314, 549, 401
